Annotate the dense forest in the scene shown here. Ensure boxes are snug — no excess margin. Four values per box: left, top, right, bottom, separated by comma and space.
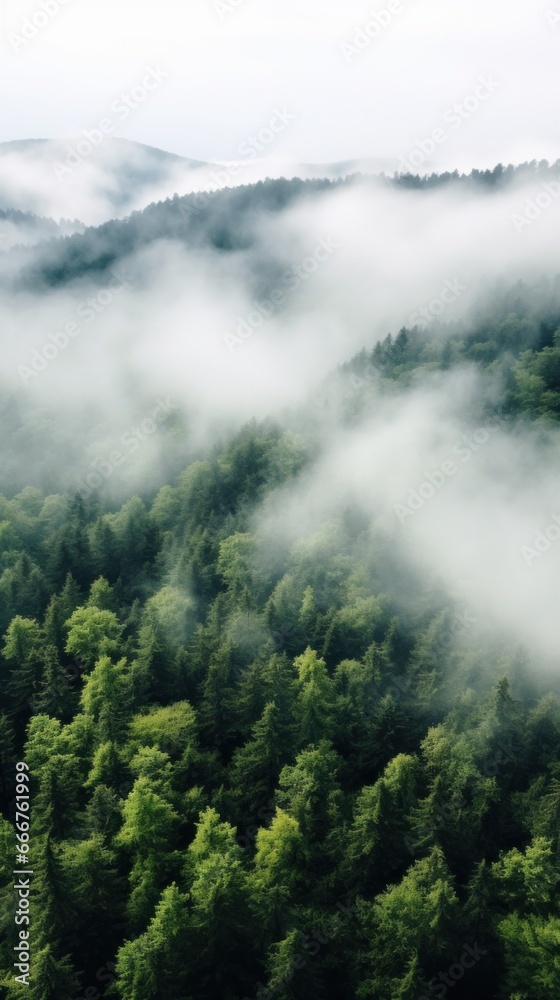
3, 159, 560, 293
1, 280, 560, 1000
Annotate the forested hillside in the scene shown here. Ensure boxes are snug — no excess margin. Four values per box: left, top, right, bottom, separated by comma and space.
0, 209, 83, 250
1, 292, 560, 1000
4, 159, 560, 293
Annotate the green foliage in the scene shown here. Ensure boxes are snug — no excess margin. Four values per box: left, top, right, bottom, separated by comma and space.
490, 837, 559, 914
116, 776, 178, 856
81, 656, 132, 740
127, 701, 198, 758
1, 287, 560, 997
294, 648, 336, 746
513, 330, 560, 419
498, 914, 560, 998
65, 606, 124, 667
113, 884, 189, 1000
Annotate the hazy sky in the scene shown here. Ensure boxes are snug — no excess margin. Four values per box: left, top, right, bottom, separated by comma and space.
0, 0, 558, 167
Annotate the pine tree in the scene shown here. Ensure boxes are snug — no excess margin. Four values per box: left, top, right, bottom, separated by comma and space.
33, 646, 79, 720
253, 808, 304, 935
28, 945, 79, 1000
113, 884, 189, 1000
294, 648, 336, 747
33, 756, 80, 841
231, 702, 294, 815
0, 713, 16, 812
33, 835, 76, 948
42, 596, 68, 657
3, 617, 44, 720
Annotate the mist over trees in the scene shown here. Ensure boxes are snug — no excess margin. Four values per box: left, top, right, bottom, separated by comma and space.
1, 192, 560, 998
0, 159, 558, 294
2, 0, 559, 990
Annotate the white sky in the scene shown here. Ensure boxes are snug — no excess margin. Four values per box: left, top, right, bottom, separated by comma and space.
0, 0, 558, 167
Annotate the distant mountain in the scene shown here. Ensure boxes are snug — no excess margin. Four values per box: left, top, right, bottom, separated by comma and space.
0, 136, 205, 169
297, 156, 399, 179
0, 137, 218, 225
0, 138, 398, 228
